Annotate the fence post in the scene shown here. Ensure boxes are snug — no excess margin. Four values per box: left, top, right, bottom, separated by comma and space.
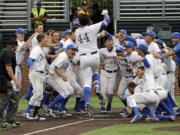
27, 0, 32, 31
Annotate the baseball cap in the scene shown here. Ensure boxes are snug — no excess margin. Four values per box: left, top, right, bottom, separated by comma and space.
155, 39, 164, 46
136, 43, 148, 53
66, 44, 77, 50
63, 29, 72, 37
116, 44, 124, 52
125, 41, 135, 48
144, 30, 156, 38
119, 29, 127, 35
15, 28, 26, 34
171, 32, 180, 39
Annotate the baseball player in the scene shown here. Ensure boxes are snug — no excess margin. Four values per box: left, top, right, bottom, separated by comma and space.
117, 42, 135, 106
99, 36, 119, 112
75, 10, 110, 117
46, 44, 80, 117
23, 33, 48, 120
12, 28, 35, 92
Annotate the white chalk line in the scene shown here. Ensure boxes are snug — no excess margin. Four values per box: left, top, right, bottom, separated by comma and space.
22, 119, 94, 135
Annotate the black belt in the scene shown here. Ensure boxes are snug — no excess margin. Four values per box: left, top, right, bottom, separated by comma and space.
167, 71, 173, 74
154, 90, 159, 96
36, 71, 45, 74
125, 76, 134, 78
103, 68, 118, 73
80, 51, 97, 56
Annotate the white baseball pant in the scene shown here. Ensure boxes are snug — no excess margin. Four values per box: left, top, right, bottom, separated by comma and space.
117, 77, 134, 100
166, 72, 175, 99
12, 66, 22, 92
100, 69, 117, 98
80, 53, 100, 88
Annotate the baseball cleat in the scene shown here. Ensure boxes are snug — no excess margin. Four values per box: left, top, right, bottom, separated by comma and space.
34, 115, 46, 121
86, 104, 94, 118
170, 115, 176, 121
145, 117, 160, 122
59, 110, 72, 117
23, 113, 37, 120
100, 107, 106, 113
130, 114, 142, 123
47, 109, 57, 118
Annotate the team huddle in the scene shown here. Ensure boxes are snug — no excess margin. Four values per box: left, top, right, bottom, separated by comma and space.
13, 10, 180, 123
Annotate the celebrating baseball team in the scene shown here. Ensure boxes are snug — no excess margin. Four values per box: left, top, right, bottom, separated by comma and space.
2, 8, 180, 128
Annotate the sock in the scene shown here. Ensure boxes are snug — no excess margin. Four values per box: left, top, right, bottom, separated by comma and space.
156, 115, 172, 120
132, 107, 140, 116
48, 95, 64, 109
107, 93, 113, 104
24, 84, 33, 101
74, 97, 81, 110
25, 104, 33, 113
141, 107, 155, 117
159, 101, 173, 115
163, 97, 174, 113
84, 87, 91, 105
167, 92, 177, 108
92, 73, 100, 93
41, 92, 50, 106
79, 98, 85, 110
33, 106, 40, 117
60, 96, 70, 111
122, 99, 127, 106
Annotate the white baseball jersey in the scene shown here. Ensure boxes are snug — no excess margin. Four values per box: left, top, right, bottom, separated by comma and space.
118, 57, 134, 77
50, 51, 70, 74
99, 47, 118, 71
29, 45, 47, 72
29, 32, 39, 52
75, 22, 103, 54
148, 41, 161, 54
16, 40, 26, 65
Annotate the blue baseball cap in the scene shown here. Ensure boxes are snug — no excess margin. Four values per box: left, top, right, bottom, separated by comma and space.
119, 29, 127, 35
144, 30, 156, 38
66, 44, 77, 50
63, 29, 72, 37
15, 28, 25, 34
171, 32, 180, 39
136, 43, 148, 53
125, 41, 135, 48
155, 39, 164, 46
116, 44, 124, 52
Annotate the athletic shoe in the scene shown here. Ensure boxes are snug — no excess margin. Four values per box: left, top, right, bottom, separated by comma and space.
100, 107, 106, 113
130, 114, 142, 123
23, 113, 37, 120
119, 112, 130, 118
86, 104, 93, 118
170, 115, 176, 121
106, 103, 111, 112
59, 110, 72, 117
34, 115, 46, 121
46, 109, 57, 118
145, 117, 160, 122
3, 122, 21, 128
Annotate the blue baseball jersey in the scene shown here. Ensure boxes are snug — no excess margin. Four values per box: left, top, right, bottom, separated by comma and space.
173, 42, 180, 66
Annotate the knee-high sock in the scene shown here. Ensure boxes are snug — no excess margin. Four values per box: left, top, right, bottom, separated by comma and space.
141, 107, 155, 117
167, 92, 177, 108
24, 84, 33, 101
25, 104, 33, 113
48, 95, 64, 109
92, 73, 100, 93
132, 107, 140, 116
60, 96, 70, 111
159, 101, 173, 115
74, 97, 81, 110
84, 87, 91, 105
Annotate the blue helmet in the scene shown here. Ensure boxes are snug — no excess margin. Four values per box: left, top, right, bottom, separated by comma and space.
136, 43, 148, 53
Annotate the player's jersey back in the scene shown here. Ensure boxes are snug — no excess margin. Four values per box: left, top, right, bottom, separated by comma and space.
75, 22, 102, 54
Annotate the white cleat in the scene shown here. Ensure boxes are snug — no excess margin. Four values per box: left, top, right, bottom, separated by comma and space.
130, 114, 142, 123
23, 113, 37, 120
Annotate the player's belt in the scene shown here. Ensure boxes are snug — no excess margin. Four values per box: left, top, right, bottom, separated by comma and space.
103, 68, 118, 73
167, 71, 174, 74
36, 71, 45, 74
125, 76, 134, 78
154, 90, 159, 96
80, 51, 97, 56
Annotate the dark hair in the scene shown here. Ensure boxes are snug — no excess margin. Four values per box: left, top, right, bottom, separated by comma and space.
37, 33, 46, 43
7, 39, 17, 46
34, 22, 43, 29
138, 66, 145, 71
78, 14, 90, 26
127, 82, 137, 88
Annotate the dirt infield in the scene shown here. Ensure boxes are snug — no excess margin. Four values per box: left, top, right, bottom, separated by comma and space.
0, 110, 180, 135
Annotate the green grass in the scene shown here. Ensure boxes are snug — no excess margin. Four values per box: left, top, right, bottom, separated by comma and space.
79, 96, 180, 135
80, 123, 180, 135
18, 96, 180, 111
